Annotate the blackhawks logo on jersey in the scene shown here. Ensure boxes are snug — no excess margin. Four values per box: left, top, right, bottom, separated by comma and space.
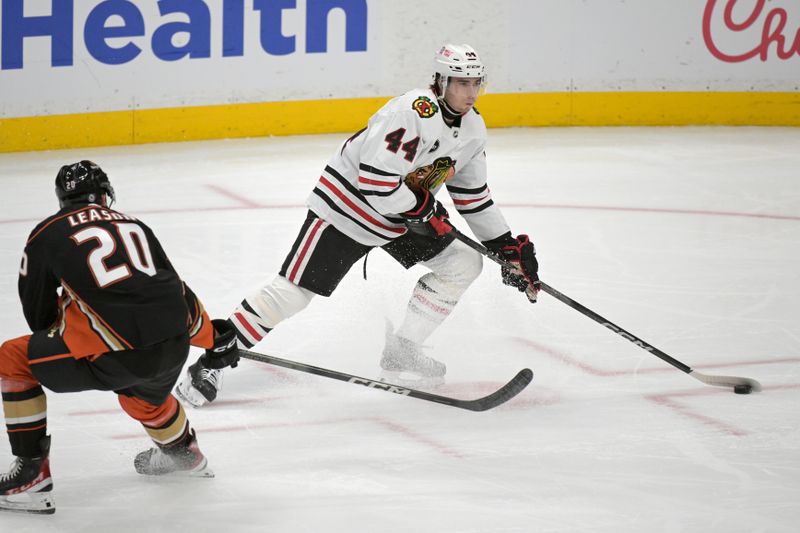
404, 157, 456, 192
412, 96, 438, 119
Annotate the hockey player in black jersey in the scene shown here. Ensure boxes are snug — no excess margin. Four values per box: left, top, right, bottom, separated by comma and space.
0, 161, 239, 514
177, 43, 540, 406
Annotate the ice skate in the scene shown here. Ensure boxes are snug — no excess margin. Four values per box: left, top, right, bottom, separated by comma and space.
134, 429, 213, 478
380, 325, 446, 388
0, 436, 55, 515
175, 359, 224, 407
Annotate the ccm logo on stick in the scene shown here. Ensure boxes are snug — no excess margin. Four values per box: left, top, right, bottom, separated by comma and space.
601, 322, 656, 352
348, 378, 412, 396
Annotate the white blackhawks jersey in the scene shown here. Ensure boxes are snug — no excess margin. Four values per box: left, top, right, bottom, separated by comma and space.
306, 88, 511, 246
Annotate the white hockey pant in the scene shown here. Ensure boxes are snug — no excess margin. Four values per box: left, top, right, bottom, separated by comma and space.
229, 240, 481, 348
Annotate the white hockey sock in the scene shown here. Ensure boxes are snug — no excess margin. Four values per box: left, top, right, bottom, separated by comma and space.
395, 275, 458, 343
229, 276, 315, 348
395, 240, 482, 344
229, 299, 272, 348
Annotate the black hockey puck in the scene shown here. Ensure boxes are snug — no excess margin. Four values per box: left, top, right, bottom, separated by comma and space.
734, 384, 752, 394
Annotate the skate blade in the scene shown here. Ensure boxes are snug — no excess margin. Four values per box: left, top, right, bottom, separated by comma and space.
183, 467, 215, 478
175, 455, 215, 478
379, 370, 445, 389
0, 491, 56, 515
137, 454, 215, 478
174, 381, 207, 408
140, 465, 215, 478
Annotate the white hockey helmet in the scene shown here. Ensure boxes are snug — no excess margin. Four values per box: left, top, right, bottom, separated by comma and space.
432, 43, 486, 95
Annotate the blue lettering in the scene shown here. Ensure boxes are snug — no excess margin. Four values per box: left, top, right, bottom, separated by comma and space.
306, 0, 367, 53
222, 0, 244, 57
152, 0, 211, 61
1, 0, 73, 69
84, 0, 145, 65
1, 0, 369, 70
253, 0, 295, 56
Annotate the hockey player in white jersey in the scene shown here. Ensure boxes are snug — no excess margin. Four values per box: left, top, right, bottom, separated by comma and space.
177, 44, 540, 406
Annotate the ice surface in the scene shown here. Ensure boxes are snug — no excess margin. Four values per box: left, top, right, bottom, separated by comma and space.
0, 127, 798, 532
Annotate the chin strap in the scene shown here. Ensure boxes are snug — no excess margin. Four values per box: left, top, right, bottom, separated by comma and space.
437, 97, 465, 124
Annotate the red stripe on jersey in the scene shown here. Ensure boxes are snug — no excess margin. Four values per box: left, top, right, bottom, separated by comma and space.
358, 176, 398, 187
233, 311, 264, 341
28, 353, 74, 365
453, 195, 488, 206
319, 177, 405, 234
289, 218, 325, 282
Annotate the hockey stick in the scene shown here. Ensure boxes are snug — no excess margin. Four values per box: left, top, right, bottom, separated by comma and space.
449, 228, 762, 394
238, 349, 533, 412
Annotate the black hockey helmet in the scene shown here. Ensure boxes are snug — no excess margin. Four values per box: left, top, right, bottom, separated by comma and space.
55, 160, 115, 208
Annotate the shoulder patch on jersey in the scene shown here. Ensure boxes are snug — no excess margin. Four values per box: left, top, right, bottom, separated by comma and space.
412, 96, 439, 119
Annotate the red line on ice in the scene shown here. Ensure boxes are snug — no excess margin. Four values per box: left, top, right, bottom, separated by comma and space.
515, 337, 799, 376
204, 184, 264, 208
3, 202, 798, 226
109, 415, 466, 458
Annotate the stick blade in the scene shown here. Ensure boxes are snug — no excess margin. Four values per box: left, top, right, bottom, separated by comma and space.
690, 370, 763, 392
458, 368, 534, 412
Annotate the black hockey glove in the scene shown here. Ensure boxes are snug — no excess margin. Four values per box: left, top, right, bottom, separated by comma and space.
401, 188, 452, 238
483, 233, 540, 303
199, 319, 240, 369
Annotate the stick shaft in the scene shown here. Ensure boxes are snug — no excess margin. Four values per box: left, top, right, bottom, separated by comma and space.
238, 349, 533, 411
450, 228, 763, 391
537, 282, 760, 390
537, 281, 692, 373
450, 229, 692, 371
